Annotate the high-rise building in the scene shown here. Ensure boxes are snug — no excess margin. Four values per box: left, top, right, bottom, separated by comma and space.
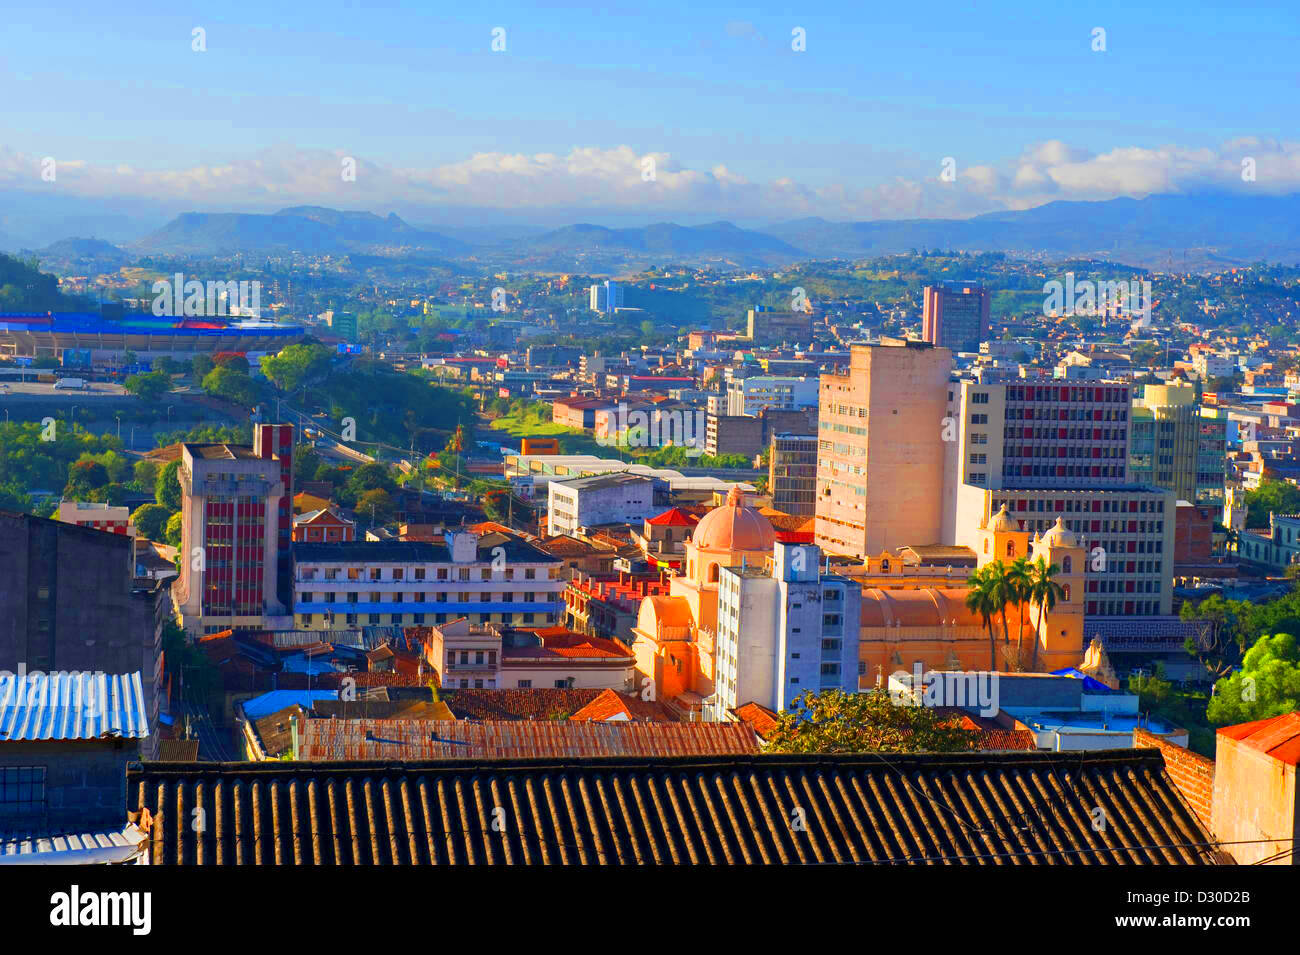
176, 428, 291, 635
768, 433, 818, 516
921, 282, 990, 354
814, 339, 953, 558
254, 423, 295, 605
1129, 383, 1226, 513
714, 542, 861, 721
942, 379, 1175, 618
589, 281, 623, 314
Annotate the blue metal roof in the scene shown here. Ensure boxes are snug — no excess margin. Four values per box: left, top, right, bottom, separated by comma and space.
240, 689, 338, 721
0, 671, 149, 741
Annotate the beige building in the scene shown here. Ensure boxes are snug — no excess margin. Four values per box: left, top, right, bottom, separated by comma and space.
815, 339, 953, 557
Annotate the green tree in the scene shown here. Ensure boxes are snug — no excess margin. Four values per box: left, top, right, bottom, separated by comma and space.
1026, 557, 1065, 671
1180, 593, 1248, 681
124, 369, 172, 402
164, 511, 184, 547
356, 487, 396, 526
260, 343, 334, 393
764, 689, 976, 755
964, 566, 1000, 671
1006, 556, 1033, 668
1206, 632, 1300, 725
64, 459, 109, 497
202, 366, 259, 407
131, 502, 171, 540
1244, 479, 1300, 529
133, 458, 160, 489
155, 459, 183, 510
191, 354, 215, 380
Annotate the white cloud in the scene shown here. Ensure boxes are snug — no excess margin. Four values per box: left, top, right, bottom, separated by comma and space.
2, 138, 1298, 222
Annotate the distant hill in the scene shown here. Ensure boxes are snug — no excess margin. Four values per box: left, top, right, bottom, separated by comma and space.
29, 237, 132, 275
511, 221, 805, 266
134, 207, 469, 256
762, 193, 1300, 267
0, 254, 87, 311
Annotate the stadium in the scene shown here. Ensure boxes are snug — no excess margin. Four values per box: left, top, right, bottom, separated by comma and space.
0, 311, 305, 364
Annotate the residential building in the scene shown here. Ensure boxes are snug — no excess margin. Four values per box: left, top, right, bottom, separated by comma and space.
768, 433, 817, 516
421, 618, 637, 690
1239, 513, 1300, 572
921, 281, 990, 353
564, 570, 671, 642
713, 542, 861, 721
705, 413, 763, 457
175, 434, 289, 635
725, 375, 818, 417
746, 307, 812, 346
291, 532, 564, 630
815, 339, 953, 558
56, 501, 132, 536
547, 473, 659, 536
292, 507, 356, 543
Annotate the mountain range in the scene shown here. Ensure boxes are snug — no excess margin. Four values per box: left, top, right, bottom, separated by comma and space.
8, 192, 1300, 271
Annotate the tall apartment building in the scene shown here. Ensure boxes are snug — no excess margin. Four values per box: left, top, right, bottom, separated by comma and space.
943, 379, 1175, 618
255, 423, 295, 605
815, 339, 953, 558
768, 433, 818, 516
589, 281, 623, 314
175, 430, 290, 635
725, 375, 818, 417
714, 542, 861, 721
292, 533, 563, 630
921, 282, 990, 354
1129, 383, 1226, 512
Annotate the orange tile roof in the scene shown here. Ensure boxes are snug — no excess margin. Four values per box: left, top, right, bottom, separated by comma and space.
731, 702, 779, 740
646, 507, 700, 527
570, 688, 681, 723
1218, 711, 1300, 766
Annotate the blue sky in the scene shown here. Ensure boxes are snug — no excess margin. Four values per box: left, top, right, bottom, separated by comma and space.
2, 0, 1297, 224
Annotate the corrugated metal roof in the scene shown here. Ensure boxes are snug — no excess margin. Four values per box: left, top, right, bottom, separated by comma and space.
299, 718, 759, 760
127, 750, 1224, 865
0, 671, 148, 741
0, 825, 148, 865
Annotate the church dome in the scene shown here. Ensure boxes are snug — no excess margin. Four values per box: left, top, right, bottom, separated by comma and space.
988, 504, 1019, 532
691, 485, 776, 553
1041, 516, 1080, 548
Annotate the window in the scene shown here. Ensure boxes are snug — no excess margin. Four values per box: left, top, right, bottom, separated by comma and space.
1062, 556, 1072, 573
518, 680, 532, 688
0, 766, 46, 817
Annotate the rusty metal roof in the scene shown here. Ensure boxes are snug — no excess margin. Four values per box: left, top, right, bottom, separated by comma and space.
299, 718, 759, 760
126, 749, 1224, 865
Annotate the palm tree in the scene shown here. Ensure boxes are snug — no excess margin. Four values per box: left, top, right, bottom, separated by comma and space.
1027, 557, 1066, 671
980, 559, 1015, 651
1006, 556, 1033, 668
964, 566, 999, 671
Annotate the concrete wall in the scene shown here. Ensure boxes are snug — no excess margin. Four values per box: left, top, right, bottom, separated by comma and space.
0, 739, 138, 831
1211, 732, 1298, 865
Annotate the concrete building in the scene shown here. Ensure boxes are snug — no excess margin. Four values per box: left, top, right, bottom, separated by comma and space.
1129, 383, 1226, 511
1239, 513, 1300, 572
175, 435, 289, 635
0, 510, 167, 753
746, 307, 812, 346
921, 282, 990, 354
725, 375, 818, 417
547, 473, 659, 537
589, 281, 623, 314
56, 501, 132, 536
768, 433, 818, 516
705, 413, 763, 457
714, 542, 861, 722
292, 533, 564, 630
815, 339, 953, 558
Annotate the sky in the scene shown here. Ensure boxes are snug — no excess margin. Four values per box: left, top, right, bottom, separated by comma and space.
1, 0, 1298, 227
